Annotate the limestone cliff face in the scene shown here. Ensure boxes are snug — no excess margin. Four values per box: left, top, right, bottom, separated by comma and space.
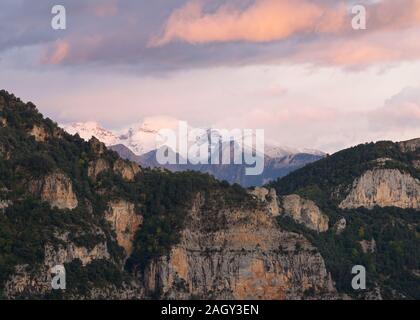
4, 232, 112, 299
89, 137, 106, 155
30, 172, 78, 210
88, 158, 110, 181
113, 159, 141, 182
334, 218, 347, 235
44, 241, 110, 267
4, 263, 143, 299
280, 195, 329, 232
105, 200, 143, 256
143, 194, 336, 300
359, 239, 376, 254
398, 138, 420, 153
29, 125, 48, 142
339, 169, 420, 210
249, 187, 280, 216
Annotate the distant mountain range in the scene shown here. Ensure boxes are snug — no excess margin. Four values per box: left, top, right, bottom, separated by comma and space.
1, 90, 419, 300
64, 122, 325, 186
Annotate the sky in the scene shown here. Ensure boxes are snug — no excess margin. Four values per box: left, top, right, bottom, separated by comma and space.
1, 0, 420, 153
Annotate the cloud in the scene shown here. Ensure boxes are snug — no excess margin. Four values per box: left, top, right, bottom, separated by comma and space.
92, 1, 119, 17
3, 0, 420, 70
41, 40, 70, 65
146, 0, 420, 68
151, 0, 420, 47
371, 87, 420, 130
290, 28, 420, 67
149, 0, 347, 47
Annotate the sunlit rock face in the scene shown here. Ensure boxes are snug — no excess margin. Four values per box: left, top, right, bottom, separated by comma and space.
143, 194, 337, 300
339, 169, 420, 210
105, 200, 143, 256
29, 171, 78, 210
280, 194, 329, 232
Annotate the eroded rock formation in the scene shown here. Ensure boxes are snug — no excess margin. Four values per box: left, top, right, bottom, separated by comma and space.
113, 159, 140, 182
88, 158, 110, 181
143, 194, 336, 299
29, 125, 48, 142
105, 200, 143, 256
279, 195, 329, 232
339, 169, 420, 209
29, 172, 78, 210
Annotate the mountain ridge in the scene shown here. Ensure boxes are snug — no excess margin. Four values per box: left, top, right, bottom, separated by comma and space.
64, 121, 325, 187
0, 90, 418, 299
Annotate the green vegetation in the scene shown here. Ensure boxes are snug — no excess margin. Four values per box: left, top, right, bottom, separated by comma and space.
270, 141, 419, 207
271, 138, 420, 299
1, 89, 418, 299
0, 90, 252, 297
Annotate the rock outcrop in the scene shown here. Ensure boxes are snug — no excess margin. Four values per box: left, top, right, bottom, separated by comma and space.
334, 218, 347, 235
339, 169, 420, 210
0, 199, 11, 212
44, 241, 110, 267
4, 263, 143, 299
4, 231, 112, 299
29, 125, 48, 142
248, 187, 280, 216
279, 195, 329, 232
89, 137, 106, 155
88, 158, 110, 181
29, 172, 78, 210
105, 200, 142, 256
359, 239, 376, 254
143, 194, 336, 300
398, 138, 420, 153
113, 159, 140, 182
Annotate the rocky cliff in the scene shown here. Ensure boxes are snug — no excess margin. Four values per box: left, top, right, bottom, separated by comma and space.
29, 171, 78, 210
280, 195, 329, 232
105, 200, 143, 256
142, 193, 336, 300
0, 90, 418, 300
270, 139, 420, 299
339, 169, 420, 209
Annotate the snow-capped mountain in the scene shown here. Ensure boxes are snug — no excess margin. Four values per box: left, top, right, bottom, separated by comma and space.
64, 122, 120, 146
63, 121, 163, 155
64, 122, 323, 158
64, 121, 325, 186
264, 145, 325, 158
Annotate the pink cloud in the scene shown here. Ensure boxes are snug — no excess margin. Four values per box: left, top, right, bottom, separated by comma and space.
148, 0, 420, 67
40, 40, 70, 65
149, 0, 348, 47
151, 0, 420, 48
291, 28, 420, 67
371, 87, 420, 129
92, 1, 118, 18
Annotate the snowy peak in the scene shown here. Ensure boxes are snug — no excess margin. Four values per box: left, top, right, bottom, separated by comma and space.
63, 121, 161, 155
64, 122, 119, 146
265, 145, 325, 158
63, 122, 325, 159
